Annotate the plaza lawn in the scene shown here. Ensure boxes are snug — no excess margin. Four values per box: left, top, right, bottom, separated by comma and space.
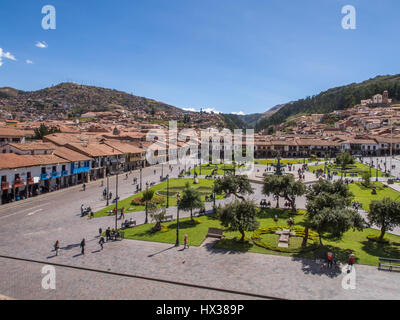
94, 178, 224, 218
121, 207, 400, 266
309, 161, 389, 178
349, 181, 400, 211
190, 163, 248, 176
254, 159, 314, 165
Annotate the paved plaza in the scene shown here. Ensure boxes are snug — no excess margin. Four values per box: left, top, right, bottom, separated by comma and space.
0, 160, 400, 300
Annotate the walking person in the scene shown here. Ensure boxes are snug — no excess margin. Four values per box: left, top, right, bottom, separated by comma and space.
106, 227, 111, 241
327, 251, 333, 268
99, 236, 105, 250
120, 207, 125, 220
184, 234, 189, 249
348, 251, 355, 272
99, 227, 102, 237
80, 238, 86, 255
54, 240, 60, 256
82, 183, 86, 191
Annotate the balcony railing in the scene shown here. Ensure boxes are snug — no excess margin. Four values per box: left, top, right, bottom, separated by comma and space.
1, 181, 9, 190
13, 178, 25, 188
61, 170, 68, 177
40, 173, 50, 180
51, 171, 61, 178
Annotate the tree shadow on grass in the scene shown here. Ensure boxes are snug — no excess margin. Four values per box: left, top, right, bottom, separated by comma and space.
205, 238, 253, 255
168, 219, 203, 230
361, 240, 400, 260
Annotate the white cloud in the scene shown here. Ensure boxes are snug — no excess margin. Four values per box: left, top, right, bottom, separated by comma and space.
182, 107, 196, 112
35, 41, 48, 48
0, 48, 17, 67
231, 111, 245, 115
26, 60, 34, 64
202, 108, 221, 114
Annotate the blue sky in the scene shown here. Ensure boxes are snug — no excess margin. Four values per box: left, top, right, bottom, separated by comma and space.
1, 0, 400, 114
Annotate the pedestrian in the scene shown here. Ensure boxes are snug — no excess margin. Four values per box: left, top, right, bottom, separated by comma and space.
120, 207, 125, 220
80, 238, 86, 255
109, 191, 112, 200
80, 204, 84, 216
99, 236, 105, 250
82, 183, 86, 191
327, 251, 333, 268
348, 251, 355, 272
184, 234, 189, 249
106, 227, 111, 241
274, 215, 278, 223
54, 240, 60, 256
99, 227, 102, 237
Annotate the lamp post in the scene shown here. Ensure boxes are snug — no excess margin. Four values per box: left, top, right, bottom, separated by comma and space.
140, 167, 142, 191
213, 176, 216, 213
106, 174, 110, 206
145, 181, 149, 224
115, 170, 119, 230
376, 159, 379, 182
175, 192, 181, 247
166, 174, 169, 208
161, 162, 164, 179
199, 156, 202, 175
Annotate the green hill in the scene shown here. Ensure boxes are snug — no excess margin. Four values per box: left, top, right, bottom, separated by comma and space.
255, 74, 400, 131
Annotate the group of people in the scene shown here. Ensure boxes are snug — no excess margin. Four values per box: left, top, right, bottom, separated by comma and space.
80, 204, 93, 217
102, 188, 113, 200
326, 251, 355, 271
259, 199, 271, 208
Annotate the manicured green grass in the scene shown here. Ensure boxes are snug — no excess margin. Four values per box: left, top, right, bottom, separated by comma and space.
254, 159, 313, 165
349, 181, 400, 211
309, 161, 389, 177
94, 178, 224, 218
121, 207, 400, 266
190, 163, 247, 176
122, 215, 223, 246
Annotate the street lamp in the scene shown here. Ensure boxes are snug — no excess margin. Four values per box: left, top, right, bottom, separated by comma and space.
145, 181, 149, 224
376, 159, 379, 182
106, 174, 110, 206
166, 174, 169, 208
140, 167, 142, 191
213, 176, 216, 213
115, 160, 121, 230
175, 192, 181, 247
161, 162, 164, 179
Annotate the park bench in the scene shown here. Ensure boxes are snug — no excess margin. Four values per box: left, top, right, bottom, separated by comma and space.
378, 257, 400, 271
162, 215, 173, 222
121, 220, 136, 229
206, 228, 224, 239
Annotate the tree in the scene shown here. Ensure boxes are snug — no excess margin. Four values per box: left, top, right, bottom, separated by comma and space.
33, 123, 61, 139
310, 207, 364, 245
142, 189, 155, 224
217, 200, 259, 242
368, 198, 400, 241
262, 175, 305, 211
150, 207, 167, 232
262, 175, 282, 208
178, 182, 204, 220
361, 171, 371, 188
302, 178, 355, 246
336, 152, 354, 176
213, 174, 254, 201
